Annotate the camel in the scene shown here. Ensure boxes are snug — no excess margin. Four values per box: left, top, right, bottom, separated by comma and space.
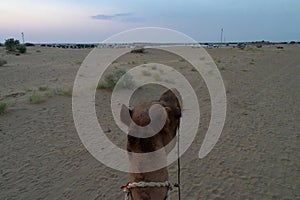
120, 88, 182, 200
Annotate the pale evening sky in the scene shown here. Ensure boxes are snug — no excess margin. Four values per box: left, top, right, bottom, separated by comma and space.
0, 0, 299, 43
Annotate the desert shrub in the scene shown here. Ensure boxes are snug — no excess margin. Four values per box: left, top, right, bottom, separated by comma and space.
97, 83, 107, 89
97, 69, 134, 89
119, 73, 135, 89
38, 86, 48, 91
131, 46, 145, 54
142, 70, 151, 76
0, 58, 7, 66
0, 102, 8, 114
29, 92, 46, 104
127, 61, 136, 65
5, 38, 20, 51
18, 45, 27, 53
52, 88, 72, 97
153, 73, 162, 81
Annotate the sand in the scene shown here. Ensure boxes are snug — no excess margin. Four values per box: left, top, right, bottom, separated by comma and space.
0, 45, 299, 199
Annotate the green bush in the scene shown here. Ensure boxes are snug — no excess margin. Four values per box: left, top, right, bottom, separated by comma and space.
131, 46, 145, 54
153, 73, 162, 81
97, 69, 134, 90
29, 92, 46, 104
142, 70, 151, 76
52, 88, 72, 97
0, 102, 8, 114
18, 45, 27, 53
0, 58, 7, 66
105, 70, 126, 89
5, 38, 20, 52
119, 73, 135, 89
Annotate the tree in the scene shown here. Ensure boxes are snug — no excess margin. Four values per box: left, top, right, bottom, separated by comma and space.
5, 38, 20, 52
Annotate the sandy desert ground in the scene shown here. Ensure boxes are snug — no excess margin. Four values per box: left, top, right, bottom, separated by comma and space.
0, 44, 299, 199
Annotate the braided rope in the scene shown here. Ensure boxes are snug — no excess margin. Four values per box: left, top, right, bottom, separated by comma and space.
122, 181, 178, 200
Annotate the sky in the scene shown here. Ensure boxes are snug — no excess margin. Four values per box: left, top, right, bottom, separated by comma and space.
0, 0, 299, 43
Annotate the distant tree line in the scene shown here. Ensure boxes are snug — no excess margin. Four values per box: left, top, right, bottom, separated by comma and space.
39, 44, 97, 48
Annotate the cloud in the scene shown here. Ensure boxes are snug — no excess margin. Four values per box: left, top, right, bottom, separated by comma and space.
91, 13, 132, 20
91, 12, 145, 23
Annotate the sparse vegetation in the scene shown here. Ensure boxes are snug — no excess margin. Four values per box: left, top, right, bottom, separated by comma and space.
142, 70, 151, 76
119, 73, 135, 89
97, 69, 134, 90
29, 92, 46, 104
131, 46, 145, 54
43, 88, 71, 97
219, 66, 226, 71
18, 44, 27, 53
75, 60, 83, 65
153, 73, 162, 81
191, 68, 197, 72
164, 79, 175, 84
29, 87, 73, 104
0, 58, 7, 66
0, 102, 8, 114
128, 61, 136, 65
237, 43, 246, 50
152, 66, 157, 70
38, 86, 48, 91
178, 58, 185, 62
97, 83, 108, 89
50, 88, 72, 97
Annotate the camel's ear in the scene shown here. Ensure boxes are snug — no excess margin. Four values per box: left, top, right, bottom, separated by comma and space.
159, 88, 182, 108
120, 104, 132, 127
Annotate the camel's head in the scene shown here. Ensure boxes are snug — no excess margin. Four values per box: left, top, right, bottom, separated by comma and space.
120, 88, 182, 153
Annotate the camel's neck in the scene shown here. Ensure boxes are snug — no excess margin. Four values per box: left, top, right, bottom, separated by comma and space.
129, 167, 169, 183
128, 168, 169, 200
127, 142, 169, 200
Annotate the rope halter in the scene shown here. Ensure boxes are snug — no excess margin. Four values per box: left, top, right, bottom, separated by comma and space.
121, 181, 179, 200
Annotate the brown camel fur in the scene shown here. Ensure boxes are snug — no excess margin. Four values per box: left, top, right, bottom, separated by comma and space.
120, 89, 181, 200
